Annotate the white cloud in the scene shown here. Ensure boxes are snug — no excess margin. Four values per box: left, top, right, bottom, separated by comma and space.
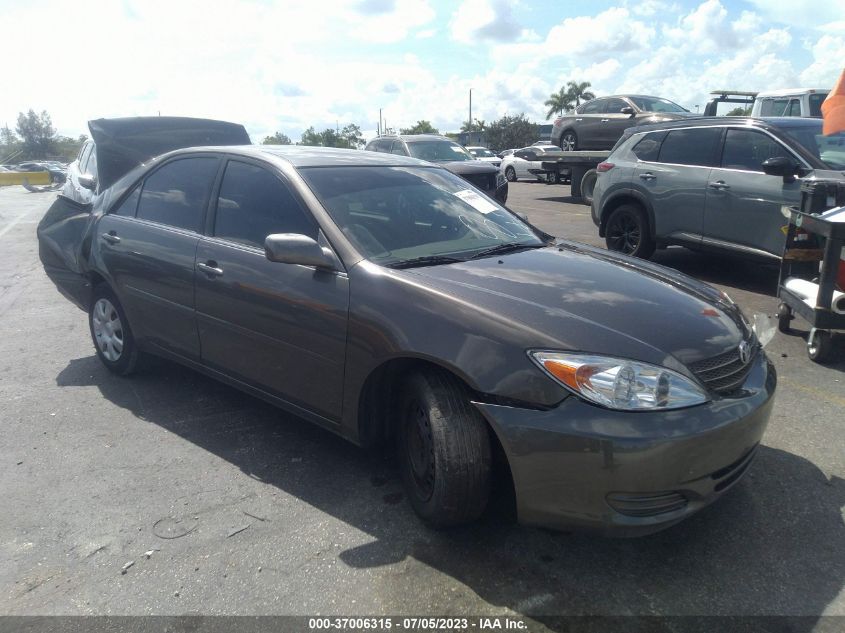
450, 0, 534, 44
800, 35, 845, 87
545, 8, 655, 57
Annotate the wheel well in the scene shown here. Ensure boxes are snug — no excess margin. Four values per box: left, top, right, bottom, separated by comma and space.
598, 195, 650, 238
356, 357, 515, 505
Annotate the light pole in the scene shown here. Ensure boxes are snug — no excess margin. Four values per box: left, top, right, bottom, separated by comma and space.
468, 88, 472, 139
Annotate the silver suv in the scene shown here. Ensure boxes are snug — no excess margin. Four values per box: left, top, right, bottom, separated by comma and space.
591, 117, 845, 259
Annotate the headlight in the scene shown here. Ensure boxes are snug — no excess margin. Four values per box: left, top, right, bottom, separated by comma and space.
529, 351, 709, 411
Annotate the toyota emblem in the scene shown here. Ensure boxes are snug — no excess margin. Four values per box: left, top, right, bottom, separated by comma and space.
738, 340, 750, 364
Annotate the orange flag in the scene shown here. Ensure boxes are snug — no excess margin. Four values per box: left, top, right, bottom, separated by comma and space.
822, 69, 845, 135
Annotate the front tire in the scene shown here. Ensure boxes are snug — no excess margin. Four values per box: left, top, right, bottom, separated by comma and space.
89, 285, 138, 375
605, 203, 655, 258
504, 166, 517, 182
807, 328, 834, 363
397, 370, 492, 527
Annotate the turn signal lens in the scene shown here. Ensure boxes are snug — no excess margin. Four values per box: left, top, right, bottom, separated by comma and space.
530, 351, 709, 411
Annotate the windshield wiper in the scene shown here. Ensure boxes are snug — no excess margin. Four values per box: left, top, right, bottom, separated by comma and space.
387, 255, 465, 269
470, 242, 545, 259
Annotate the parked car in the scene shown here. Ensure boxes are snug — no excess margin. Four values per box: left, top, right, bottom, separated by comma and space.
63, 116, 251, 204
500, 145, 568, 182
365, 134, 507, 204
39, 142, 775, 536
750, 89, 829, 118
465, 146, 502, 168
15, 161, 65, 183
551, 95, 696, 151
591, 117, 845, 259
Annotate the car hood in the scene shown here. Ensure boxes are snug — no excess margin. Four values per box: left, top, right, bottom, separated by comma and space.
402, 241, 751, 374
437, 160, 500, 175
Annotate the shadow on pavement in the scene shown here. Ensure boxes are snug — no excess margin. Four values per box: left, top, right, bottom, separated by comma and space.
56, 356, 844, 628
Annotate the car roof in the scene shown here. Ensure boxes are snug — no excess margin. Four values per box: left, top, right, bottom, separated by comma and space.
165, 144, 434, 168
369, 134, 457, 143
755, 88, 829, 97
625, 116, 822, 135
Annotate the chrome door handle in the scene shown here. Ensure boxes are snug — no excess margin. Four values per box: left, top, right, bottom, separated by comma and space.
197, 262, 224, 277
601, 118, 609, 122
708, 181, 730, 190
101, 232, 120, 244
639, 173, 656, 181
575, 118, 583, 122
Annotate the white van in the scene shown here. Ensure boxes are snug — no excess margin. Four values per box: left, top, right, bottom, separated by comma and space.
751, 88, 829, 118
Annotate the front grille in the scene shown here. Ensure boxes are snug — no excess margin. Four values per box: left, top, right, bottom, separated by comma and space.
606, 491, 688, 517
689, 344, 757, 395
463, 173, 496, 192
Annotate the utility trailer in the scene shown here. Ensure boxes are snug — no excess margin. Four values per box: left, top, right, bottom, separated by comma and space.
539, 151, 610, 203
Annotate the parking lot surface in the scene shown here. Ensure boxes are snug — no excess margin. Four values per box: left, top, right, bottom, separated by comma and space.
0, 183, 843, 625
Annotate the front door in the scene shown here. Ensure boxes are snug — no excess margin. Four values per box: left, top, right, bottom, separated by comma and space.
194, 159, 349, 421
703, 127, 802, 257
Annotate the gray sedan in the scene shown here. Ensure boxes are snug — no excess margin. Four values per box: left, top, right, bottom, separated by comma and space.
39, 142, 774, 535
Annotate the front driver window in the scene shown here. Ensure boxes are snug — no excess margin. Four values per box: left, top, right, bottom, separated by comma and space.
721, 129, 792, 172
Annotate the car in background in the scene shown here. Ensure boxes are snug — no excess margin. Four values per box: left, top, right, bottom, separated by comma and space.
591, 117, 845, 261
38, 143, 774, 536
15, 161, 66, 183
465, 146, 502, 168
751, 89, 829, 118
500, 145, 568, 182
365, 134, 507, 203
63, 116, 252, 205
551, 95, 696, 151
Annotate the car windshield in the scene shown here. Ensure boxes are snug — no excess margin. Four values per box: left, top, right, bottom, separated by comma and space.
470, 148, 496, 158
628, 96, 687, 113
299, 166, 544, 266
406, 140, 474, 162
782, 123, 845, 170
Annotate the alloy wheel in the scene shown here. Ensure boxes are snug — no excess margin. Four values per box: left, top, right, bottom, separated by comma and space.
607, 212, 641, 254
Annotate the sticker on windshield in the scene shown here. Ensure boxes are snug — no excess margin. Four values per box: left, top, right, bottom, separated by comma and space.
454, 189, 498, 214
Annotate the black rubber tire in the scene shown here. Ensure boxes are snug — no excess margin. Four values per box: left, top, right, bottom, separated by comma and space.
397, 370, 492, 527
560, 130, 578, 151
504, 166, 517, 182
807, 329, 833, 363
776, 303, 792, 334
605, 203, 655, 258
581, 168, 598, 205
89, 285, 139, 376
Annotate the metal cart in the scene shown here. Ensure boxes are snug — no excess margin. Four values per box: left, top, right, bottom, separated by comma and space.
777, 208, 845, 362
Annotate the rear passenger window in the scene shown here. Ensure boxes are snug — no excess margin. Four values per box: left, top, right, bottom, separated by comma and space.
213, 161, 316, 249
112, 186, 140, 217
721, 129, 792, 172
632, 132, 667, 161
657, 128, 721, 167
136, 157, 218, 232
579, 100, 603, 114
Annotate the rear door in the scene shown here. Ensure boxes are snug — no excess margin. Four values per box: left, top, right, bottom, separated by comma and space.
97, 155, 220, 360
573, 99, 605, 149
634, 127, 722, 246
703, 127, 802, 257
598, 98, 633, 147
194, 159, 350, 421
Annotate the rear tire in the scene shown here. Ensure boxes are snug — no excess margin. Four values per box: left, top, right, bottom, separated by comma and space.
397, 370, 492, 527
560, 130, 578, 151
605, 203, 655, 259
89, 285, 138, 376
504, 166, 517, 182
777, 303, 792, 334
807, 328, 833, 363
581, 168, 598, 205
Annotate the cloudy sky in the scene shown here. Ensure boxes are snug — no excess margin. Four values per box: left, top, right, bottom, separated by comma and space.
2, 0, 843, 143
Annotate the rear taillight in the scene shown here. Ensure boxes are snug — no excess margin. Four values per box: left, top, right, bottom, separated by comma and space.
597, 162, 614, 172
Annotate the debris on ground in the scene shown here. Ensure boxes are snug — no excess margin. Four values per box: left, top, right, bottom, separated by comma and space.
227, 525, 250, 538
153, 516, 198, 539
143, 549, 159, 559
242, 510, 266, 522
121, 560, 135, 574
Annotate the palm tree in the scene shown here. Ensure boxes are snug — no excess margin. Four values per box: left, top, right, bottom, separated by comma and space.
544, 87, 574, 120
566, 81, 596, 107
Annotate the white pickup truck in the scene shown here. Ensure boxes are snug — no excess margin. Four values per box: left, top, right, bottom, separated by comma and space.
751, 88, 829, 118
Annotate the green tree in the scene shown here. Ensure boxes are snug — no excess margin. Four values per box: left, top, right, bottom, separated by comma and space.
726, 106, 751, 116
544, 87, 574, 120
15, 109, 56, 159
262, 132, 292, 145
485, 113, 538, 151
460, 118, 486, 133
565, 81, 595, 107
300, 127, 323, 146
300, 124, 363, 148
0, 124, 20, 161
400, 120, 439, 135
340, 123, 364, 149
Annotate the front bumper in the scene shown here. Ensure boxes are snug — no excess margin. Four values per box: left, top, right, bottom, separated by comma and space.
475, 351, 776, 536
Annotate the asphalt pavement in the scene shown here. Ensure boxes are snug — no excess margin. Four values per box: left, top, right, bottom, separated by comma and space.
0, 183, 842, 628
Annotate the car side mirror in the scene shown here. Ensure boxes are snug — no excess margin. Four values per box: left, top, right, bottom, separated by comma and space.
761, 157, 800, 183
78, 174, 97, 191
264, 233, 335, 269
620, 107, 635, 117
